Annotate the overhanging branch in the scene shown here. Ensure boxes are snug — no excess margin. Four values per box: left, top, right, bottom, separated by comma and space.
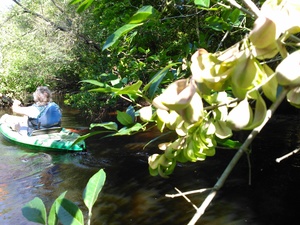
11, 0, 101, 52
187, 88, 289, 225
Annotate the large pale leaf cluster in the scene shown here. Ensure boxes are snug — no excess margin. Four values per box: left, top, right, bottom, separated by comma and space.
72, 0, 300, 178
139, 0, 300, 177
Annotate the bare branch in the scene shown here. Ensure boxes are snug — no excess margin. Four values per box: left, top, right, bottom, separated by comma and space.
51, 0, 64, 13
165, 187, 212, 198
276, 148, 300, 163
172, 187, 199, 211
12, 0, 69, 31
242, 0, 262, 18
224, 0, 255, 17
11, 0, 101, 52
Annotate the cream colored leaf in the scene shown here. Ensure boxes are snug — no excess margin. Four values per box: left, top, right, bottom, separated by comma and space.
226, 98, 253, 130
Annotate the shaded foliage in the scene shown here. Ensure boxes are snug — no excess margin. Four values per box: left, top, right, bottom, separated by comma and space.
0, 0, 250, 119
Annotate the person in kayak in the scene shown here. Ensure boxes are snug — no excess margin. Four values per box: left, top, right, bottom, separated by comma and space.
0, 86, 62, 135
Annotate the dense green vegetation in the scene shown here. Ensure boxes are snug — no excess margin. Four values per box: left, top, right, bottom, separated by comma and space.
0, 0, 250, 119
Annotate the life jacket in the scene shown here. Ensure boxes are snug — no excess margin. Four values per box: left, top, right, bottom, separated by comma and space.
28, 102, 62, 132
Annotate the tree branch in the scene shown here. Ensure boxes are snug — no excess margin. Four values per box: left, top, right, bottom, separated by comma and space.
12, 0, 69, 31
187, 88, 289, 225
11, 0, 101, 52
51, 0, 64, 13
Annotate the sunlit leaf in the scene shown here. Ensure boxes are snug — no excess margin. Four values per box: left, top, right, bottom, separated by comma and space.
83, 169, 106, 214
90, 122, 118, 130
214, 120, 232, 139
81, 80, 106, 87
139, 106, 153, 122
287, 87, 300, 108
112, 123, 145, 136
69, 0, 84, 5
115, 80, 143, 95
262, 64, 277, 102
227, 98, 253, 130
129, 6, 157, 24
231, 53, 257, 89
56, 198, 84, 225
22, 197, 47, 224
244, 93, 267, 130
77, 0, 95, 13
102, 23, 143, 51
194, 0, 210, 8
89, 86, 119, 93
48, 192, 67, 225
216, 138, 242, 149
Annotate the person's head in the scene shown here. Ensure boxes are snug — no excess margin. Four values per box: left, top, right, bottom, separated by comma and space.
33, 86, 52, 105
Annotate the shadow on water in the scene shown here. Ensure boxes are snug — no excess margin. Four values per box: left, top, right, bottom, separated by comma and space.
0, 99, 300, 225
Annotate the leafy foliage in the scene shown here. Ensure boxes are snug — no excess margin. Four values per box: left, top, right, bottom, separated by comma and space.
69, 0, 300, 179
22, 169, 106, 225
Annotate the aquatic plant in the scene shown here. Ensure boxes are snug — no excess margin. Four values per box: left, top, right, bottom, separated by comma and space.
22, 169, 106, 225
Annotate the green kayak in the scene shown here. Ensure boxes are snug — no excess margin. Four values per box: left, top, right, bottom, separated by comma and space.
0, 123, 86, 151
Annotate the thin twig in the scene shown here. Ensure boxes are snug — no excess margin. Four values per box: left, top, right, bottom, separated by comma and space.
216, 31, 229, 52
173, 187, 199, 211
241, 0, 262, 18
187, 88, 289, 225
246, 150, 252, 185
225, 0, 255, 17
165, 187, 212, 198
276, 148, 300, 163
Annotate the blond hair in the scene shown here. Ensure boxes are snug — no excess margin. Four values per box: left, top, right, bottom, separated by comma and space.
33, 86, 52, 105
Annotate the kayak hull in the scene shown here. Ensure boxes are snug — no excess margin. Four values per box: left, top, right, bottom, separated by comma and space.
0, 123, 86, 152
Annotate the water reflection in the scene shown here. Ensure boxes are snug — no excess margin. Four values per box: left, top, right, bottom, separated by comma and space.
0, 102, 300, 225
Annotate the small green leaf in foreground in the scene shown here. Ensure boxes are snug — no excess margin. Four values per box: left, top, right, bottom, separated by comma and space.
22, 197, 47, 224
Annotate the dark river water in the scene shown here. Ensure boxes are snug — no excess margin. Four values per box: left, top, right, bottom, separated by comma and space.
0, 100, 300, 225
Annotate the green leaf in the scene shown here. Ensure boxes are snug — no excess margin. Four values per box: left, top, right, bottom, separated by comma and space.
48, 192, 67, 225
22, 197, 47, 224
113, 123, 144, 136
89, 86, 119, 93
205, 16, 230, 31
72, 130, 115, 145
216, 138, 242, 149
86, 80, 142, 97
129, 6, 157, 24
126, 105, 136, 122
229, 8, 242, 25
90, 122, 118, 131
83, 169, 106, 214
102, 23, 143, 51
115, 80, 143, 95
69, 0, 84, 5
80, 80, 106, 87
143, 63, 180, 99
194, 0, 210, 8
56, 198, 84, 225
77, 0, 94, 13
117, 110, 134, 126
